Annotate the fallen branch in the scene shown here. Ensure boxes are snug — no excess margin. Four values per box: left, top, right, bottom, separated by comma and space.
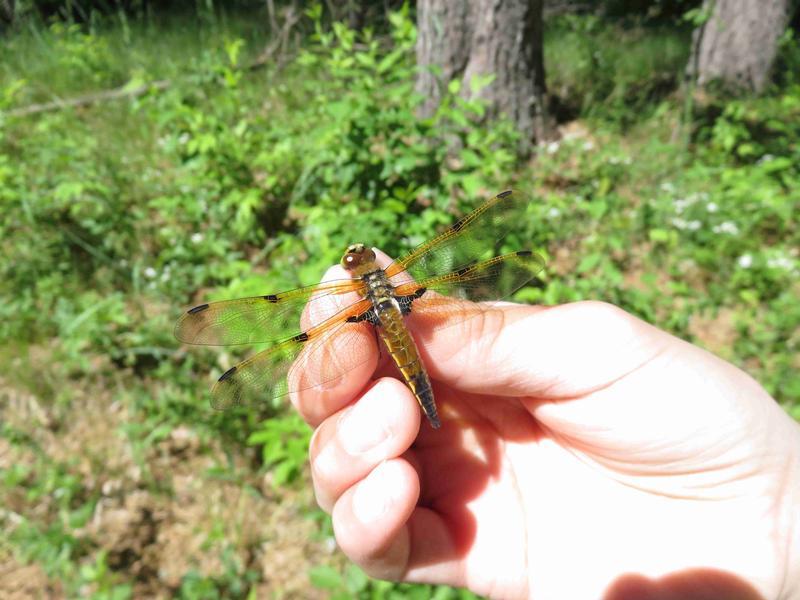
4, 79, 171, 118
6, 1, 305, 119
5, 14, 298, 120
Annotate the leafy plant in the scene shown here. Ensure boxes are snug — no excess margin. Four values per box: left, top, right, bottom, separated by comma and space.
1, 5, 798, 598
247, 413, 312, 486
310, 564, 482, 600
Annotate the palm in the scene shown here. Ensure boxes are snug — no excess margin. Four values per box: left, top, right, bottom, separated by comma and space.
406, 334, 785, 598
409, 386, 544, 596
309, 302, 795, 600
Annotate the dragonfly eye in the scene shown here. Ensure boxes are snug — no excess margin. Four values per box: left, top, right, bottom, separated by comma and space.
341, 244, 376, 272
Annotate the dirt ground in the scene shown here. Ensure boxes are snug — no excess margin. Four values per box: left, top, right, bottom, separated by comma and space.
0, 372, 340, 599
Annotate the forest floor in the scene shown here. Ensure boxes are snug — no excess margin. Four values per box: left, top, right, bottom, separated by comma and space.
1, 6, 797, 599
0, 369, 339, 598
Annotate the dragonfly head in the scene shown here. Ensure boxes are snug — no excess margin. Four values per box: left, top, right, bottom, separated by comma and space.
341, 243, 377, 276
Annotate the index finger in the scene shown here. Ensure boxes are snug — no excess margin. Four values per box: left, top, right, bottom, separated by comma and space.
288, 261, 380, 427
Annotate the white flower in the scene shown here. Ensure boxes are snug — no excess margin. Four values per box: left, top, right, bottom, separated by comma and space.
674, 198, 690, 213
547, 207, 561, 218
546, 141, 560, 155
191, 232, 204, 244
686, 220, 701, 231
582, 140, 595, 151
144, 267, 157, 279
767, 256, 793, 271
706, 202, 718, 213
608, 155, 631, 165
671, 217, 687, 230
178, 132, 190, 145
737, 254, 753, 268
712, 221, 739, 235
660, 182, 675, 193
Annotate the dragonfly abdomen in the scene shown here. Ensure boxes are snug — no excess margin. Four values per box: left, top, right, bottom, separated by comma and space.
408, 371, 439, 429
376, 298, 440, 429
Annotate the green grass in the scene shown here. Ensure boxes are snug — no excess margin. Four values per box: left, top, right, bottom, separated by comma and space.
545, 14, 691, 123
1, 6, 798, 599
0, 8, 270, 103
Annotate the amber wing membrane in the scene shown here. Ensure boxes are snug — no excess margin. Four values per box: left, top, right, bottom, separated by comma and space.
174, 278, 362, 346
395, 250, 545, 303
209, 298, 375, 409
175, 278, 378, 410
385, 190, 531, 283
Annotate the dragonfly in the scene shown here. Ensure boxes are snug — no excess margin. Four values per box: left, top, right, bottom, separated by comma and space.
174, 190, 545, 429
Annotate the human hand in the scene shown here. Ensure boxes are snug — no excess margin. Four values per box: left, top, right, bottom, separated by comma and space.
295, 255, 800, 600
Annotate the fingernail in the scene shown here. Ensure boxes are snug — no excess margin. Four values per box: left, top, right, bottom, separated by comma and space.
352, 462, 393, 524
338, 395, 393, 456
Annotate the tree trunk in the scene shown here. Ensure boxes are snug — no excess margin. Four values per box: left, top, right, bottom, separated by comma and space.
416, 0, 550, 151
0, 0, 15, 25
689, 0, 794, 93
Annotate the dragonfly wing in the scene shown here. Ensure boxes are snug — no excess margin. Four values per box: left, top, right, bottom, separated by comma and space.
397, 250, 545, 302
210, 298, 377, 409
392, 250, 546, 335
174, 278, 363, 346
384, 190, 531, 282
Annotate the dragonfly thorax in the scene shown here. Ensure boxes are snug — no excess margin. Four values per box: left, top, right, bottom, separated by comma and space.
361, 268, 397, 310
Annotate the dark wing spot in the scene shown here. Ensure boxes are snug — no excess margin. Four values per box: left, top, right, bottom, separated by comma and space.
456, 266, 472, 277
263, 294, 279, 302
450, 218, 465, 233
188, 303, 209, 314
497, 190, 513, 199
348, 308, 380, 324
414, 287, 427, 298
218, 366, 237, 382
293, 332, 309, 342
516, 250, 532, 257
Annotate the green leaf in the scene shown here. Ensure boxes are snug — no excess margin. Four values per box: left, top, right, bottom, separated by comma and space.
576, 252, 602, 273
649, 228, 670, 243
468, 72, 495, 94
309, 565, 343, 589
144, 423, 173, 446
382, 198, 407, 214
586, 199, 608, 219
343, 565, 369, 592
759, 156, 793, 173
461, 173, 484, 197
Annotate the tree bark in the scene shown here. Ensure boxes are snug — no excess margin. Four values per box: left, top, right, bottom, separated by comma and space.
0, 0, 15, 25
689, 0, 794, 93
416, 0, 550, 150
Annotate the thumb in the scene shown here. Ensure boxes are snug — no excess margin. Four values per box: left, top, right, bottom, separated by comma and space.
410, 300, 669, 399
415, 299, 784, 482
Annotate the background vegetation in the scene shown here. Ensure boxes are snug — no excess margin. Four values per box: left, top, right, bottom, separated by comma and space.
1, 1, 798, 598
